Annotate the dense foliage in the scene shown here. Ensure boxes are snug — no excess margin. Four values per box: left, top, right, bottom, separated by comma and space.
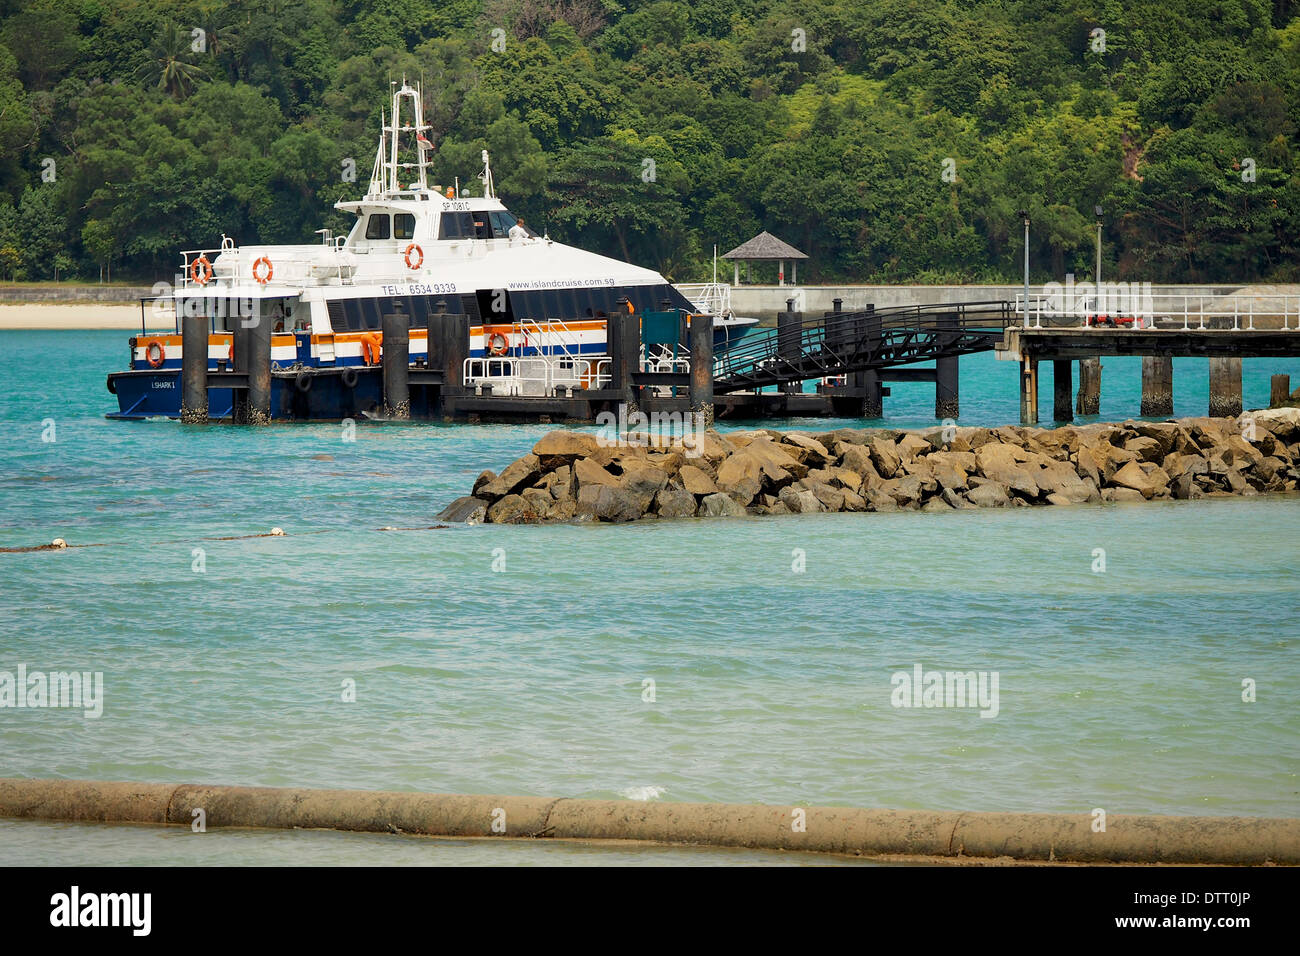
1, 0, 1298, 284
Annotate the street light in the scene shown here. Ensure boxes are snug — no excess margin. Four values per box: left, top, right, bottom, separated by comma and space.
1094, 205, 1103, 287
1018, 209, 1030, 327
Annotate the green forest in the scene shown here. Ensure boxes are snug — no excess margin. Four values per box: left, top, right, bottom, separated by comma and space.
1, 0, 1298, 284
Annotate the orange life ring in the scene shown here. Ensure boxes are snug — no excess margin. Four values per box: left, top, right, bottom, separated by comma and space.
361, 332, 382, 365
252, 256, 273, 284
403, 243, 423, 270
487, 332, 509, 356
145, 340, 166, 368
227, 341, 234, 364
190, 255, 213, 286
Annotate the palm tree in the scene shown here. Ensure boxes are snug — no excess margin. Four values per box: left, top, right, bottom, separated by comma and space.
136, 22, 208, 100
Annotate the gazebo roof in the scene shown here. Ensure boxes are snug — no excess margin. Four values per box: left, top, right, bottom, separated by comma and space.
721, 231, 808, 261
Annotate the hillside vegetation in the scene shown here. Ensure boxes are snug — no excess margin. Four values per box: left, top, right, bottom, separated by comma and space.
1, 0, 1297, 284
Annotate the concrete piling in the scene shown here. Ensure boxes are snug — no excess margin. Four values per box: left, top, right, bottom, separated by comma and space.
934, 312, 959, 419
246, 313, 273, 425
609, 309, 640, 413
861, 304, 883, 418
1019, 356, 1039, 424
689, 312, 714, 426
1209, 357, 1243, 418
1271, 374, 1291, 407
1076, 357, 1101, 416
777, 302, 801, 394
1140, 356, 1174, 417
1052, 359, 1073, 423
2, 778, 1297, 865
180, 311, 208, 424
381, 302, 410, 419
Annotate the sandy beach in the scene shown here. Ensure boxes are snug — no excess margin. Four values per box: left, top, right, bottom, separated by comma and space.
0, 303, 170, 330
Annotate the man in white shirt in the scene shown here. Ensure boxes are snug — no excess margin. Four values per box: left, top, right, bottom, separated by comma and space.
508, 218, 529, 241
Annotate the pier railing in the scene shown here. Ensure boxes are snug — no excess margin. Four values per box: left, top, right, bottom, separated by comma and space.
1015, 290, 1300, 331
674, 282, 731, 317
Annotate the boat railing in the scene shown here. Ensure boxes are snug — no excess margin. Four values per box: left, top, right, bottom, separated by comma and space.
463, 356, 598, 396
675, 282, 731, 317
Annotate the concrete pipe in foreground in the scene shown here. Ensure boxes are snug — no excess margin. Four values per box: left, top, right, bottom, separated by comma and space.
0, 779, 1296, 865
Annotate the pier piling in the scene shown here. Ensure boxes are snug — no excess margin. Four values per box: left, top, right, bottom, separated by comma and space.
935, 312, 959, 419
246, 312, 272, 425
609, 308, 640, 413
1209, 357, 1243, 418
861, 305, 883, 418
1271, 374, 1291, 407
1052, 360, 1073, 422
689, 312, 714, 426
1140, 356, 1174, 417
777, 301, 800, 394
1019, 356, 1039, 424
381, 301, 410, 419
180, 311, 208, 424
1076, 357, 1101, 416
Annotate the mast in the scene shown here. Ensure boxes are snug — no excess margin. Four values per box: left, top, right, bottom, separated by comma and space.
371, 79, 432, 196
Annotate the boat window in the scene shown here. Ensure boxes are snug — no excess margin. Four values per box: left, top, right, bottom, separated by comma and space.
471, 216, 489, 239
438, 212, 473, 240
489, 211, 516, 237
393, 213, 416, 240
365, 215, 390, 240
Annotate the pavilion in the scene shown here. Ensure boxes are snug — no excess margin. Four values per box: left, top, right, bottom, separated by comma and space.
721, 231, 808, 286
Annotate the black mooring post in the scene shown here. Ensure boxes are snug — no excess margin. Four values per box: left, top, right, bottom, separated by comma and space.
777, 299, 801, 394
382, 300, 410, 419
444, 313, 468, 390
180, 308, 208, 424
230, 311, 251, 423
935, 312, 959, 419
1053, 359, 1074, 423
860, 303, 882, 418
611, 299, 639, 412
246, 307, 273, 424
689, 312, 714, 427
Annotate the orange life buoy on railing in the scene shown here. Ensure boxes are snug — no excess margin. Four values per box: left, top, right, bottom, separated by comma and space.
403, 243, 423, 270
145, 340, 166, 368
360, 332, 382, 366
252, 256, 273, 285
190, 255, 213, 286
487, 332, 509, 356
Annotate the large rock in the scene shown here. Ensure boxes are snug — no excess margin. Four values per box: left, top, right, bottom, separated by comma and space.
806, 481, 845, 512
487, 493, 542, 524
782, 432, 831, 463
699, 492, 747, 517
532, 431, 600, 468
478, 453, 543, 498
678, 464, 718, 497
619, 462, 670, 509
654, 489, 697, 518
778, 486, 823, 513
577, 483, 645, 522
437, 495, 490, 523
868, 438, 902, 478
1110, 460, 1163, 499
896, 433, 932, 460
1124, 435, 1164, 463
975, 444, 1039, 497
966, 481, 1010, 508
573, 456, 621, 490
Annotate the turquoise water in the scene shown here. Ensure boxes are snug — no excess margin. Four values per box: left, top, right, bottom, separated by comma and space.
1, 330, 1298, 865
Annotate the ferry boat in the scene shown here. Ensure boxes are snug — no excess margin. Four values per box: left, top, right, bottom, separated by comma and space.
107, 80, 752, 420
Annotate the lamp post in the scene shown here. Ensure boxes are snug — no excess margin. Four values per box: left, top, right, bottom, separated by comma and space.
1094, 205, 1103, 287
1018, 209, 1030, 327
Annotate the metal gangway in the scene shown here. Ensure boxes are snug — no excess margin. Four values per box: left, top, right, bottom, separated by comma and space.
711, 301, 1018, 394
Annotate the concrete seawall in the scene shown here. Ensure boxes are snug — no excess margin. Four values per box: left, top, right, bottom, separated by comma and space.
1, 778, 1296, 864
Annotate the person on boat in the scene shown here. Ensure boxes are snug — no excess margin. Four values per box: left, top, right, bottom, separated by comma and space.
509, 217, 529, 241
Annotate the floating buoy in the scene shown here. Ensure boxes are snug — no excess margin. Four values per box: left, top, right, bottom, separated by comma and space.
270, 527, 285, 536
50, 538, 67, 549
